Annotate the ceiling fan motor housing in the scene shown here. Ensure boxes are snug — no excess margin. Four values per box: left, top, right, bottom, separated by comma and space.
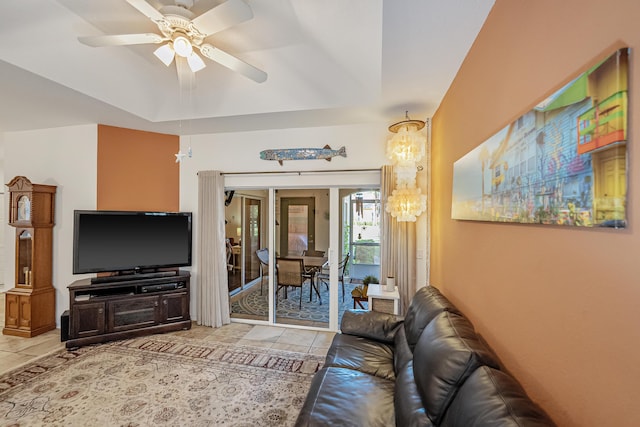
157, 14, 205, 46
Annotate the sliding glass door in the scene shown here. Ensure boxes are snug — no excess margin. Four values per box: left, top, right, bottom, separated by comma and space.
226, 190, 269, 322
224, 170, 381, 331
274, 190, 329, 328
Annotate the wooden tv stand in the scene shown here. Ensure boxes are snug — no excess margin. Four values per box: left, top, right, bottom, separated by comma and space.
65, 271, 191, 349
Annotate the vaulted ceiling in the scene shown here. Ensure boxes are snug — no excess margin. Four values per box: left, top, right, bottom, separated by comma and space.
0, 0, 494, 135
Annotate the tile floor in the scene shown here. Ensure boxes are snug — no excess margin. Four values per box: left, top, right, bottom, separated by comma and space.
0, 291, 334, 376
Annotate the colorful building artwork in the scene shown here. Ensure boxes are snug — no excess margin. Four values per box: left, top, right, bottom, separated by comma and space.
452, 48, 628, 228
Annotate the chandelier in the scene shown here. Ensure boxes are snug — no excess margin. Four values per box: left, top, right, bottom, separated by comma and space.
386, 112, 426, 168
385, 181, 427, 222
385, 112, 427, 222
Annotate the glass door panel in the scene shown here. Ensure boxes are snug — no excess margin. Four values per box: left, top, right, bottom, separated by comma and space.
349, 191, 381, 283
228, 190, 269, 322
279, 197, 315, 256
243, 198, 261, 284
275, 190, 328, 328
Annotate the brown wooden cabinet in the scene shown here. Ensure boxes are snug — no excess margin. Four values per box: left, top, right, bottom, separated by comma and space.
3, 176, 57, 338
65, 272, 191, 349
71, 302, 106, 339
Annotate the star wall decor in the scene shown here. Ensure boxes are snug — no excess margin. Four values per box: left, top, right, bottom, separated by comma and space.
175, 150, 187, 163
174, 147, 193, 163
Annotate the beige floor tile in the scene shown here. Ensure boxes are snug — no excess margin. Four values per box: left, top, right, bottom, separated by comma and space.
277, 329, 317, 347
19, 336, 64, 356
0, 330, 61, 352
0, 350, 34, 375
0, 335, 41, 352
309, 346, 331, 357
312, 331, 336, 348
0, 333, 23, 345
242, 325, 285, 342
271, 342, 311, 353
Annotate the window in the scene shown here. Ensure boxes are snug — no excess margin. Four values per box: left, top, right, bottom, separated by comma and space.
344, 190, 380, 281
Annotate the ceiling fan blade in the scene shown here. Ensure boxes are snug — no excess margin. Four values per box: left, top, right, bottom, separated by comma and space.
191, 0, 253, 36
78, 33, 164, 47
125, 0, 165, 22
200, 44, 267, 83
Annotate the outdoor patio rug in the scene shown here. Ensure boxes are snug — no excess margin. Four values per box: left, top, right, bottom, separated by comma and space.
0, 333, 324, 426
231, 281, 362, 324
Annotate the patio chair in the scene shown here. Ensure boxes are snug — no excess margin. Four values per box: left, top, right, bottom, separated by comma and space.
301, 249, 325, 302
275, 258, 308, 309
255, 248, 269, 295
317, 253, 350, 302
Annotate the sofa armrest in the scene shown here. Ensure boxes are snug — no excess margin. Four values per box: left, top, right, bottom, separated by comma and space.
340, 309, 404, 343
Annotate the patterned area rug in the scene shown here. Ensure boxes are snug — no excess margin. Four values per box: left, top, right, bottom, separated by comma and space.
231, 281, 363, 324
0, 334, 324, 426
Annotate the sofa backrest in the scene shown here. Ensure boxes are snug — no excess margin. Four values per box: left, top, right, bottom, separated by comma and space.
412, 311, 500, 425
404, 286, 460, 351
440, 366, 556, 426
394, 360, 434, 427
403, 285, 460, 352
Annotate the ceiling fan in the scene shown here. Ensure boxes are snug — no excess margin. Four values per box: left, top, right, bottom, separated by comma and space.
78, 0, 267, 84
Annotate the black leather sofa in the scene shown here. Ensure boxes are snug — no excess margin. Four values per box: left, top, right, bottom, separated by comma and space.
295, 285, 555, 426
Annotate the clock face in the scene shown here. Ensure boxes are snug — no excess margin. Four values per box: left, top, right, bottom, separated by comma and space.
17, 195, 31, 221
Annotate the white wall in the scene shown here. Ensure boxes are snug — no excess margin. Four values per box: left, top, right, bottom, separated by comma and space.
4, 124, 98, 324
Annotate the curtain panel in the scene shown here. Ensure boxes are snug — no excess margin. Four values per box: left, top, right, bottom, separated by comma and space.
197, 170, 230, 327
380, 165, 417, 314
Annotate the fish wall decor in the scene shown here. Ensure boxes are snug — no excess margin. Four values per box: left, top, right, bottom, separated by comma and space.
260, 145, 346, 165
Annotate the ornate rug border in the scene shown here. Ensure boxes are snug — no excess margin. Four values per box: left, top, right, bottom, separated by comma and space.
0, 336, 325, 396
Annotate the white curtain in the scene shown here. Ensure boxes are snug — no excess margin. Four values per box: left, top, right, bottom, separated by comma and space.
197, 170, 230, 327
380, 165, 417, 315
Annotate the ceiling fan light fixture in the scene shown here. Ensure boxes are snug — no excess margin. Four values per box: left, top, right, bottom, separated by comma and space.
187, 51, 206, 72
173, 35, 193, 58
154, 43, 175, 66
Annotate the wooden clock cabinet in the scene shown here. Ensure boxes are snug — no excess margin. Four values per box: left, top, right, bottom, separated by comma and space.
3, 176, 57, 338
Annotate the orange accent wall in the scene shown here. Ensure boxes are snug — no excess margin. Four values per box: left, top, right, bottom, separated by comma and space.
431, 1, 640, 426
97, 125, 179, 211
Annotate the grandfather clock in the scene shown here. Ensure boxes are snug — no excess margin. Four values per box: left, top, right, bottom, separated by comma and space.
3, 176, 57, 338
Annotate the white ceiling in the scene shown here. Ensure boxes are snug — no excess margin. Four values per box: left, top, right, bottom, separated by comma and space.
0, 0, 495, 135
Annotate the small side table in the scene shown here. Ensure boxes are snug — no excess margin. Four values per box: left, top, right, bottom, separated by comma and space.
367, 284, 400, 315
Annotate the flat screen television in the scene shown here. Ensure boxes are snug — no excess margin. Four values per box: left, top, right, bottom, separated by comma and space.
73, 210, 192, 276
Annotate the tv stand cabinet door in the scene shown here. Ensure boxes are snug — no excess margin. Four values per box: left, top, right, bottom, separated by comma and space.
71, 302, 106, 339
161, 292, 189, 323
107, 295, 160, 333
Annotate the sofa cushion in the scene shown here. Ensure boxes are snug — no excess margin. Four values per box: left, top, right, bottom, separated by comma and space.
340, 309, 403, 344
394, 360, 434, 427
393, 325, 413, 373
413, 311, 500, 425
440, 366, 556, 427
294, 367, 395, 427
403, 285, 460, 352
324, 333, 396, 381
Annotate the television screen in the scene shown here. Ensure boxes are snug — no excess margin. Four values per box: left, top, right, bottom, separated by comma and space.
73, 210, 192, 275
